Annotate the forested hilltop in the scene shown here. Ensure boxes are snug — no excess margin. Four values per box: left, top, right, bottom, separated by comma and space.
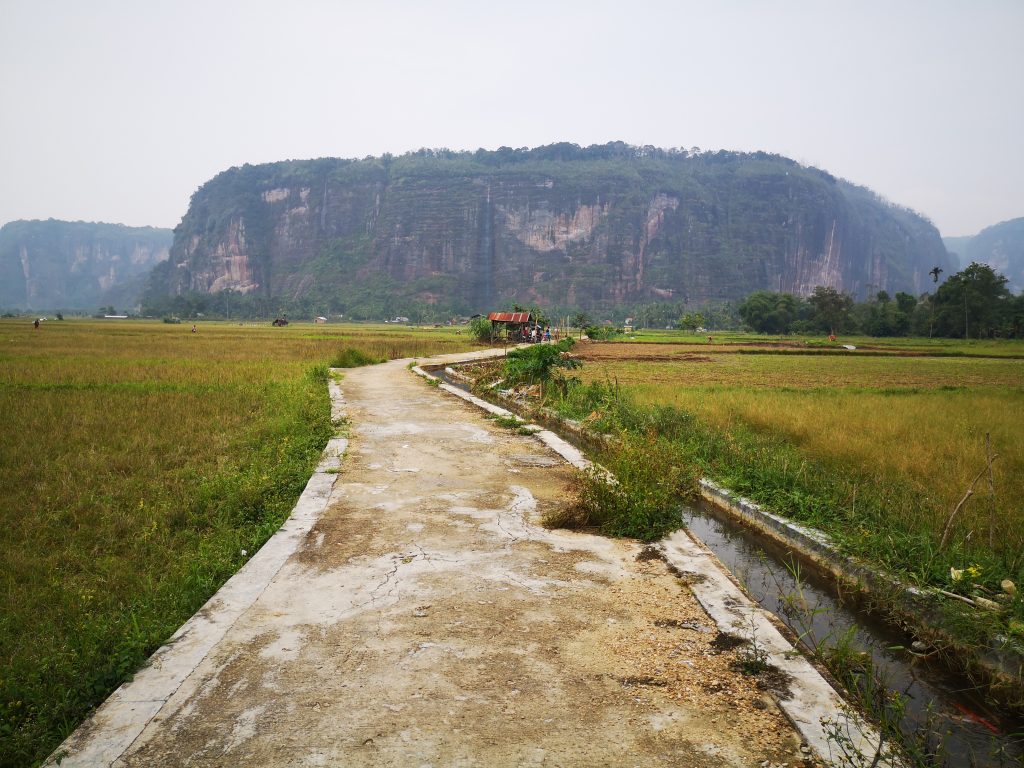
144, 143, 954, 319
0, 220, 172, 311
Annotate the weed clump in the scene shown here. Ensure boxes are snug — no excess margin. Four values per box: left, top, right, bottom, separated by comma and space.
566, 434, 697, 541
331, 347, 384, 368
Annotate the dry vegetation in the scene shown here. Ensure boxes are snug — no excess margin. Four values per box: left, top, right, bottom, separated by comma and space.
0, 319, 475, 767
571, 343, 1024, 562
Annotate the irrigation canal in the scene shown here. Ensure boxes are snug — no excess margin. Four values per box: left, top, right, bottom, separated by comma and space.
434, 365, 1024, 767
683, 502, 1022, 767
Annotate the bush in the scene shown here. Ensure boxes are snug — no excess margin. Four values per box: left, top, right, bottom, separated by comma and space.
565, 434, 697, 540
330, 347, 383, 368
468, 316, 493, 343
583, 325, 622, 340
162, 316, 181, 324
504, 338, 579, 393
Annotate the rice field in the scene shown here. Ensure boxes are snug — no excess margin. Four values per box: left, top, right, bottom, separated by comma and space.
0, 319, 475, 767
570, 336, 1024, 591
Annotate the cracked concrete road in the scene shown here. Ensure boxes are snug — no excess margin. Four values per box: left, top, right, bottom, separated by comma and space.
109, 357, 809, 767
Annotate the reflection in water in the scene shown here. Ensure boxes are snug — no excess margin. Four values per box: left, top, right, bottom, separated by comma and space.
682, 504, 1023, 767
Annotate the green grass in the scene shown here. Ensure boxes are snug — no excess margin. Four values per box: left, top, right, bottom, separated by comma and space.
330, 347, 384, 367
0, 319, 475, 767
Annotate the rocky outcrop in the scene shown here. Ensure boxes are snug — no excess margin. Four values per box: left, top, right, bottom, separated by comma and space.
147, 144, 954, 315
0, 220, 172, 311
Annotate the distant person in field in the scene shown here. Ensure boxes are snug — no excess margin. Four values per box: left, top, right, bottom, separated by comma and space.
191, 325, 197, 333
33, 318, 40, 329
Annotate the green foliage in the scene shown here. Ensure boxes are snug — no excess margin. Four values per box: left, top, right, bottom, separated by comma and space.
468, 315, 493, 342
583, 325, 622, 341
807, 286, 855, 333
677, 312, 705, 331
573, 434, 696, 541
330, 347, 384, 368
503, 338, 580, 391
738, 291, 802, 333
501, 339, 581, 393
933, 262, 1015, 338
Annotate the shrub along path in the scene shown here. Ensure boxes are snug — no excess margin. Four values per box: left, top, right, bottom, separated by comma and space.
52, 354, 808, 767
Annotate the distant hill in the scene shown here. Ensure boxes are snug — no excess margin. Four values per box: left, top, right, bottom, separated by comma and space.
0, 220, 172, 311
941, 235, 975, 267
943, 218, 1024, 292
144, 143, 955, 318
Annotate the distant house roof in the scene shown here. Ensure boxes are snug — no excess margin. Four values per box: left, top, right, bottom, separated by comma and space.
488, 312, 532, 323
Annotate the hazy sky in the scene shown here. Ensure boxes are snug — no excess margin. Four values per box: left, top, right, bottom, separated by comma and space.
2, 0, 1022, 237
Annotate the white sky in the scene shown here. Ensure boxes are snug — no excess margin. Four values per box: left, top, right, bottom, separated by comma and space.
1, 0, 1021, 237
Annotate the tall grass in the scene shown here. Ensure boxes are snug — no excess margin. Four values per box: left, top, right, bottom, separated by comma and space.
0, 320, 474, 767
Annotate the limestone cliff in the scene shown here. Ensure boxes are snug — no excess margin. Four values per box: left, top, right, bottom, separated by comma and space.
147, 143, 954, 315
944, 217, 1024, 292
0, 220, 172, 310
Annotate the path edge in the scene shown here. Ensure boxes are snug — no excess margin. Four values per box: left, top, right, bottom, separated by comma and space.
45, 378, 350, 767
413, 353, 893, 768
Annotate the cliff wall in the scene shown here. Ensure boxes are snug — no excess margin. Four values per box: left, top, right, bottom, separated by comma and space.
148, 144, 954, 315
0, 220, 172, 310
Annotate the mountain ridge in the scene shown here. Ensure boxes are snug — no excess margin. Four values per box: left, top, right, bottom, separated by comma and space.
138, 142, 953, 316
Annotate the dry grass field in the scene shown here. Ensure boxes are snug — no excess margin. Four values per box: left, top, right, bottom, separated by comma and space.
0, 319, 475, 767
567, 336, 1024, 594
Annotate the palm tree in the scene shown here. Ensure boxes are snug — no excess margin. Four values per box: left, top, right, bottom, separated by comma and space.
930, 266, 943, 284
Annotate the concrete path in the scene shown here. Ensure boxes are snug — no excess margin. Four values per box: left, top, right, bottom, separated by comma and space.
52, 353, 811, 767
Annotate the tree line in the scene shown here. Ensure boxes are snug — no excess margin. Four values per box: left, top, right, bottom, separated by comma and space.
736, 262, 1023, 338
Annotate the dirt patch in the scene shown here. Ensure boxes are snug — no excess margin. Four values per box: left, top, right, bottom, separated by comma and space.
710, 632, 748, 652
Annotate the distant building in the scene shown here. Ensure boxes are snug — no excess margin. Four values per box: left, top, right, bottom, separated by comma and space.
314, 316, 327, 324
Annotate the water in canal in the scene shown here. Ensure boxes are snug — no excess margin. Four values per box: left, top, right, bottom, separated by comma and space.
682, 502, 1023, 767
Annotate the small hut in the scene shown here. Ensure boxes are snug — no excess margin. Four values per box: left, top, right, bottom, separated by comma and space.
486, 311, 534, 343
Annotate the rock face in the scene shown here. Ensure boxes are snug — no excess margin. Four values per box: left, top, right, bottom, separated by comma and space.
0, 220, 172, 310
147, 144, 954, 315
944, 217, 1024, 292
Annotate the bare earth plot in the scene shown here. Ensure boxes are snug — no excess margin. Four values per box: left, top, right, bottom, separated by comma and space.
54, 356, 809, 767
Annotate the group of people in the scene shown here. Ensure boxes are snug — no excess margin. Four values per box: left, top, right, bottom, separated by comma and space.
518, 325, 559, 344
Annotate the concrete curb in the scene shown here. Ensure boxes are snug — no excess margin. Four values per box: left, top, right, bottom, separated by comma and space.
46, 385, 350, 767
659, 531, 888, 766
411, 364, 594, 472
413, 354, 892, 767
